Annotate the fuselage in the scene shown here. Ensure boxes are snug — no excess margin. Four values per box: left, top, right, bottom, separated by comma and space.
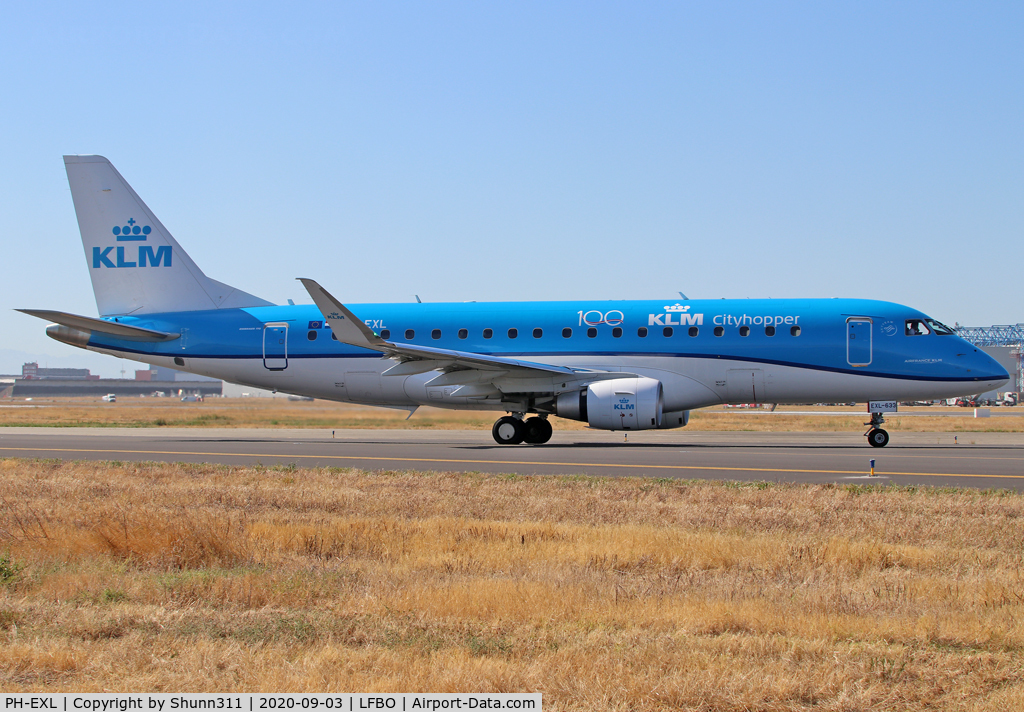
73, 297, 1008, 412
37, 155, 1011, 448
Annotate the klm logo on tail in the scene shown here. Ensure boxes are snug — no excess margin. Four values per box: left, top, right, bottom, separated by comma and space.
92, 218, 172, 268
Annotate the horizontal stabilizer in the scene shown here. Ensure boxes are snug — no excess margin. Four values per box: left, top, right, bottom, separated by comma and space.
17, 309, 180, 342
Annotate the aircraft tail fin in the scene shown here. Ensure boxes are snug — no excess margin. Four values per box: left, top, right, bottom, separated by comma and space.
63, 155, 273, 316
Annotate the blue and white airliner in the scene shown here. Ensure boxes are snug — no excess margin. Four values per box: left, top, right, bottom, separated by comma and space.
19, 156, 1008, 447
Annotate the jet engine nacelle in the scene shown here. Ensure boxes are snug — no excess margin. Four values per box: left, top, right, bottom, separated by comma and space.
556, 377, 665, 431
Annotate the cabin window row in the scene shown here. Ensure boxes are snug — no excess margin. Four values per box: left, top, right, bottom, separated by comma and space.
306, 324, 804, 341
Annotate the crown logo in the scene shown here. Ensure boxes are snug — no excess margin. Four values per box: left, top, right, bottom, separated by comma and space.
664, 303, 690, 312
112, 218, 152, 241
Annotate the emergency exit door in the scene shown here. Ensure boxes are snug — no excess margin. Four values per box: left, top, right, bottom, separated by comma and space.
847, 318, 872, 367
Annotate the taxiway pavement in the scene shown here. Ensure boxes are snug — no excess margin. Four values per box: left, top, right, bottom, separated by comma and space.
1, 427, 1023, 490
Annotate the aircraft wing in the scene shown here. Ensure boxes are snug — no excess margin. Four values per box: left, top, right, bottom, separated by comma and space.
298, 278, 631, 396
17, 309, 180, 342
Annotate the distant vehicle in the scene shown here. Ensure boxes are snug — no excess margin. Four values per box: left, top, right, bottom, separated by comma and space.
18, 155, 1010, 449
958, 395, 999, 407
1000, 393, 1018, 406
180, 394, 203, 402
101, 394, 116, 402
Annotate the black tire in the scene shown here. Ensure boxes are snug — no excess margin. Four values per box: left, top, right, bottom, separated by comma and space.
867, 428, 890, 448
492, 416, 524, 445
523, 417, 553, 444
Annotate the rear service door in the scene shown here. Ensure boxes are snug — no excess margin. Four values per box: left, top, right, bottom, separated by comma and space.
263, 323, 288, 370
846, 318, 872, 367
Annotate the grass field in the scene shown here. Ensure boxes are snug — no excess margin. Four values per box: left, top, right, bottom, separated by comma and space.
1, 457, 1023, 708
3, 397, 1024, 432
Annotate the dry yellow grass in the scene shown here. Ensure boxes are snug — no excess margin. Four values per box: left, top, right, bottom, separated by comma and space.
3, 397, 1023, 432
1, 457, 1023, 708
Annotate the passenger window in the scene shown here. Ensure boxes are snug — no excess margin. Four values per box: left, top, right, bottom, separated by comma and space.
739, 326, 750, 337
714, 326, 724, 337
663, 326, 673, 337
587, 327, 597, 338
790, 326, 801, 337
533, 328, 543, 338
637, 327, 648, 338
307, 330, 317, 341
483, 329, 493, 339
688, 327, 698, 337
612, 327, 622, 338
405, 329, 415, 340
508, 328, 518, 339
458, 328, 468, 339
562, 327, 572, 338
431, 329, 441, 340
905, 319, 931, 336
764, 326, 775, 337
380, 329, 390, 339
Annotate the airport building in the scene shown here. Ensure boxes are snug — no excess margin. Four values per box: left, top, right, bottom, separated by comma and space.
0, 363, 222, 399
957, 324, 1024, 400
980, 347, 1021, 395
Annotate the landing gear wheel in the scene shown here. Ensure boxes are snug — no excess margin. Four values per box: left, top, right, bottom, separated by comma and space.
867, 428, 890, 448
523, 417, 553, 445
492, 416, 525, 445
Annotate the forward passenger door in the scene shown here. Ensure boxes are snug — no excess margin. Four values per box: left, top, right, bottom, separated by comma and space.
846, 318, 872, 367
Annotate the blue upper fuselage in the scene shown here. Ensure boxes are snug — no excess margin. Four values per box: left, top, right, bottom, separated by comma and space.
88, 298, 1007, 383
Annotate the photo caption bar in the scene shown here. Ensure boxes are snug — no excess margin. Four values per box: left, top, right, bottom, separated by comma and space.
0, 695, 541, 712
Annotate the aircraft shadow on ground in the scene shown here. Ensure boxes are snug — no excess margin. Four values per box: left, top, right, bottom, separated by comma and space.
455, 442, 1024, 452
167, 437, 1024, 453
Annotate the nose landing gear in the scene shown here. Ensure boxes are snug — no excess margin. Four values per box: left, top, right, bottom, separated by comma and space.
865, 412, 889, 448
492, 414, 552, 445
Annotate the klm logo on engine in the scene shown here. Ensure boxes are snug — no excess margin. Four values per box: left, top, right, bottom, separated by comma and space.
649, 303, 703, 327
614, 397, 635, 411
92, 218, 172, 268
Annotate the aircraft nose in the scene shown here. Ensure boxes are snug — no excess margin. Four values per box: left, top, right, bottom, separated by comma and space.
973, 349, 1010, 384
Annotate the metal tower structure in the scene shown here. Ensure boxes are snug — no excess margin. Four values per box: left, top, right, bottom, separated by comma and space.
955, 323, 1024, 394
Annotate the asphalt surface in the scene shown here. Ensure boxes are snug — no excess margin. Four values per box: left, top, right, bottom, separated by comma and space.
1, 427, 1023, 490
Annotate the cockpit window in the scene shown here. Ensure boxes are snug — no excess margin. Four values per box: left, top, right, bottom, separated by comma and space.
905, 319, 931, 336
925, 319, 955, 335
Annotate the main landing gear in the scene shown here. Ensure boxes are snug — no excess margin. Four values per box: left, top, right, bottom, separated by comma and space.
865, 412, 890, 448
492, 414, 552, 445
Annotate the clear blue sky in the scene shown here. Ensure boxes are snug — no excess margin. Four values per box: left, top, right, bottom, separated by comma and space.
1, 1, 1021, 376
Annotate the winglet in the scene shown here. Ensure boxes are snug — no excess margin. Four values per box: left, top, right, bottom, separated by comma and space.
297, 278, 389, 351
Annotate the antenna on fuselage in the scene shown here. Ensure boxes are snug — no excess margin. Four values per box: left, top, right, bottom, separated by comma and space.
678, 292, 689, 300
415, 295, 422, 303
